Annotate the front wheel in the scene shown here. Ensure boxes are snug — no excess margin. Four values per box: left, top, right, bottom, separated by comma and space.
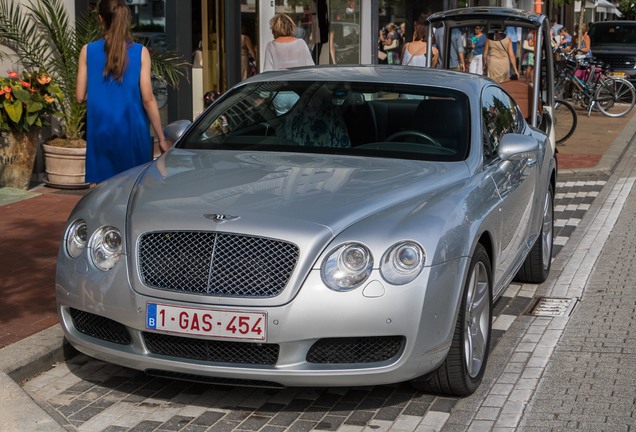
411, 244, 492, 396
594, 78, 635, 118
554, 99, 577, 144
515, 184, 554, 283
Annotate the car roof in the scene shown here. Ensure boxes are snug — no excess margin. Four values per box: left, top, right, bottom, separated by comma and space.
245, 65, 489, 95
427, 7, 546, 29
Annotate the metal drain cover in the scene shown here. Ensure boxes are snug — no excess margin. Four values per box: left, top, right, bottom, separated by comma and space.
528, 297, 577, 317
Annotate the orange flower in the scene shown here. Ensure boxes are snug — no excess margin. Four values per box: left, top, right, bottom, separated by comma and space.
7, 71, 19, 79
44, 95, 56, 103
37, 74, 52, 85
21, 80, 31, 88
3, 86, 11, 93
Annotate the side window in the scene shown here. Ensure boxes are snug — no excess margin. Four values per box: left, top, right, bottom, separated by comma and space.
481, 86, 518, 163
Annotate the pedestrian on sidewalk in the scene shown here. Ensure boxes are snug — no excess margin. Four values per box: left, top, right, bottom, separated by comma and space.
75, 0, 169, 185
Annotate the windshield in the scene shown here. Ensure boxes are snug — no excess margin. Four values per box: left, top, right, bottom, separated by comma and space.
179, 81, 470, 162
589, 23, 636, 45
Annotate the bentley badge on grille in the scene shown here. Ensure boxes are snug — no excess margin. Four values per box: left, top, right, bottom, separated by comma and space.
204, 214, 240, 223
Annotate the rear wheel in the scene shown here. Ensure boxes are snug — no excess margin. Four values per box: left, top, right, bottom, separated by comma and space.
411, 244, 492, 396
515, 184, 554, 283
594, 78, 635, 118
554, 98, 577, 144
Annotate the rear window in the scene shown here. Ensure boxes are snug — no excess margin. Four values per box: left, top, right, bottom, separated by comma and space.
589, 23, 636, 45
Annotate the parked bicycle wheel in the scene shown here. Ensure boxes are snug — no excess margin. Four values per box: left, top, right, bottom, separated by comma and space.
594, 78, 635, 118
554, 98, 577, 144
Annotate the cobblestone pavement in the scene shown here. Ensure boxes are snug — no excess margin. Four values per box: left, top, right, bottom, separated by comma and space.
19, 174, 613, 432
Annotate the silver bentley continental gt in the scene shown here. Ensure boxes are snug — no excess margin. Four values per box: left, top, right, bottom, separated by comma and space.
56, 66, 556, 396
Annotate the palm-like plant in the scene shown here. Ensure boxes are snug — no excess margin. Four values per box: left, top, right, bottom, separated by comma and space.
0, 0, 187, 144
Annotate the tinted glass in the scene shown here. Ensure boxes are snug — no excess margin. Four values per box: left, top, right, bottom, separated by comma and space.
589, 23, 636, 45
481, 86, 519, 161
179, 81, 470, 162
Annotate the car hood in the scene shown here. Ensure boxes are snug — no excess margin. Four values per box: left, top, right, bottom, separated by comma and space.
128, 149, 470, 240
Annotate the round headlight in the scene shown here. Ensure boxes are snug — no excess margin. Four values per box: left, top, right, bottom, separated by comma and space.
321, 243, 373, 291
89, 226, 123, 271
65, 219, 87, 258
380, 241, 425, 285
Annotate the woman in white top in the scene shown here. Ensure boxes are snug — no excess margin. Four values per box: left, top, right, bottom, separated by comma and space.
401, 22, 438, 68
263, 13, 314, 72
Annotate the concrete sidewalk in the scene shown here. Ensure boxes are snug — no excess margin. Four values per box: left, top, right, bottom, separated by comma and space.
1, 108, 635, 431
443, 110, 636, 431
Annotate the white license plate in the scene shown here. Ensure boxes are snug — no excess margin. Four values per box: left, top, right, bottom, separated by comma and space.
146, 303, 266, 341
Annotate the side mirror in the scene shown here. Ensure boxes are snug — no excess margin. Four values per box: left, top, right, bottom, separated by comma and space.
498, 133, 539, 161
164, 120, 192, 146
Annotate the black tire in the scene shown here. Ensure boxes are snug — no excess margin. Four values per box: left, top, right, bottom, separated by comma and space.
554, 99, 577, 144
594, 77, 636, 118
411, 244, 492, 396
515, 184, 554, 283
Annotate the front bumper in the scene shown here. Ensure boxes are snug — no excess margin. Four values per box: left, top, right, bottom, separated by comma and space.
56, 258, 469, 388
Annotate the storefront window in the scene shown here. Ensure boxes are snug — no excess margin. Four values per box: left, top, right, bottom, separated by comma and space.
273, 0, 360, 65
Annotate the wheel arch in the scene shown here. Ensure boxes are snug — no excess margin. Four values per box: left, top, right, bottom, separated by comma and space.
477, 231, 495, 280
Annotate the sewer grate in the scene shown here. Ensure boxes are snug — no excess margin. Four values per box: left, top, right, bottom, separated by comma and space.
527, 297, 577, 317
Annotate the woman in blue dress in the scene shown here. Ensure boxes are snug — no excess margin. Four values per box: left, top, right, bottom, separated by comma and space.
76, 0, 168, 184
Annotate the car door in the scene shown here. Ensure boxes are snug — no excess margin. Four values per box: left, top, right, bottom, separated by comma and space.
481, 85, 539, 288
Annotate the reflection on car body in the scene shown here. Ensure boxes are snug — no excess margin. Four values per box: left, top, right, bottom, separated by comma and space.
56, 65, 555, 397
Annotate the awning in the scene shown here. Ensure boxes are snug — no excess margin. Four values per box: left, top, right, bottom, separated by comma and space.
595, 0, 622, 16
574, 1, 596, 12
574, 0, 622, 16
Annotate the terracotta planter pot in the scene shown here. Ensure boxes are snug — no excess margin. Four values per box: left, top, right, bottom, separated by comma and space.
43, 142, 89, 189
0, 129, 40, 190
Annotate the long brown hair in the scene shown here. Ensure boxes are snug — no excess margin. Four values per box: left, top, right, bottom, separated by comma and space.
98, 0, 133, 81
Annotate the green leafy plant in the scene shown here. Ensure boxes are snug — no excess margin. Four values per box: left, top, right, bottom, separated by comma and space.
0, 70, 63, 133
0, 0, 187, 144
617, 0, 636, 20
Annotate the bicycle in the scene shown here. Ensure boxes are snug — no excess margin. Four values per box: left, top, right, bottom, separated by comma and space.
553, 98, 577, 144
554, 51, 635, 118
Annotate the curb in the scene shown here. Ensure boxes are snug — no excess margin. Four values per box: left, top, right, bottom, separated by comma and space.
0, 326, 73, 432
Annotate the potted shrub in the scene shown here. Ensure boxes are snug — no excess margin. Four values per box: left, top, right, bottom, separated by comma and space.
0, 0, 187, 188
0, 70, 63, 189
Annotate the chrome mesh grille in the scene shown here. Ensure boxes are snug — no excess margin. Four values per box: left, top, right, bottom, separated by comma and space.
138, 231, 299, 297
143, 332, 279, 365
70, 308, 132, 345
306, 336, 405, 364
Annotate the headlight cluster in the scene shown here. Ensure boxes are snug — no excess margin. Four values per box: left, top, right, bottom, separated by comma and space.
65, 219, 87, 258
64, 220, 123, 271
380, 241, 426, 285
321, 241, 425, 291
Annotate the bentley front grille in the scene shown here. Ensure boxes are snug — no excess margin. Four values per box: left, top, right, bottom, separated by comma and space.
70, 308, 132, 345
143, 332, 279, 365
306, 336, 405, 364
138, 231, 299, 297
